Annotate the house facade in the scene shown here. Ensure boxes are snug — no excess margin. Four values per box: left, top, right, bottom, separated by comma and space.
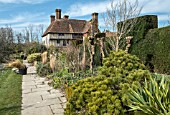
42, 9, 99, 47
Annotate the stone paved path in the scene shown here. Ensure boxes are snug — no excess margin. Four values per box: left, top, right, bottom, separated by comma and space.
22, 61, 66, 115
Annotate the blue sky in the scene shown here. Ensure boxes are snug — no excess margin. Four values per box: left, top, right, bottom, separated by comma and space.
0, 0, 170, 32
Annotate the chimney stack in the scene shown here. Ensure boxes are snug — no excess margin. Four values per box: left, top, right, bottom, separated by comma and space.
63, 15, 69, 20
92, 12, 98, 23
55, 9, 61, 19
92, 12, 99, 34
50, 15, 55, 23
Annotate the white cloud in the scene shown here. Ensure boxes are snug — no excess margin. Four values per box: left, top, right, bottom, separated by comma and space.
0, 0, 52, 4
138, 0, 170, 26
0, 12, 46, 25
65, 1, 110, 18
1, 0, 170, 31
0, 16, 25, 24
140, 0, 170, 14
65, 0, 170, 22
158, 14, 169, 21
0, 12, 49, 31
12, 21, 48, 31
62, 0, 170, 30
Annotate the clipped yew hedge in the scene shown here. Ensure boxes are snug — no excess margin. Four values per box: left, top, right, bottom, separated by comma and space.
130, 26, 170, 74
122, 15, 170, 74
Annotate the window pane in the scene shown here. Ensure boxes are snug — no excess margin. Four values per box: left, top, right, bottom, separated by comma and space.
57, 39, 60, 43
63, 40, 66, 46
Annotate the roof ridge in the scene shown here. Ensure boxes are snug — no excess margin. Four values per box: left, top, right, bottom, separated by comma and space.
69, 19, 87, 21
42, 19, 91, 36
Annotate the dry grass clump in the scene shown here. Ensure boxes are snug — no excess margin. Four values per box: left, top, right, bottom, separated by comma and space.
8, 60, 26, 69
41, 51, 48, 64
50, 53, 56, 73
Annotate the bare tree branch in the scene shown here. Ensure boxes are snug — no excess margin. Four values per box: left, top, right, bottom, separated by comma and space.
102, 0, 142, 52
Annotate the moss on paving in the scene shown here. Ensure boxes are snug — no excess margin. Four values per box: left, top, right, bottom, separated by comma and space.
0, 69, 22, 115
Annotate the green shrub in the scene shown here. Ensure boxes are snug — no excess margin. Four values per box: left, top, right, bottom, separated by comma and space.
47, 45, 59, 54
36, 62, 51, 77
51, 69, 91, 89
25, 42, 47, 55
128, 76, 170, 114
65, 50, 151, 114
9, 53, 22, 60
51, 69, 72, 89
27, 53, 41, 63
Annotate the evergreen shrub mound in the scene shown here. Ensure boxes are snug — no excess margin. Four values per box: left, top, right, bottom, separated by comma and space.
65, 76, 120, 115
65, 50, 151, 115
27, 53, 41, 63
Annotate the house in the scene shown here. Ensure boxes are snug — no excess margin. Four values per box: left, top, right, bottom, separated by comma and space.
42, 9, 99, 47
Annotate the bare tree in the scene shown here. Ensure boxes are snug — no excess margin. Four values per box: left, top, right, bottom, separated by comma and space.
103, 0, 142, 52
15, 32, 23, 44
35, 24, 45, 43
22, 27, 30, 43
0, 27, 6, 51
38, 24, 45, 36
0, 25, 14, 46
81, 37, 87, 70
5, 25, 14, 44
64, 45, 81, 74
0, 26, 15, 62
28, 24, 34, 42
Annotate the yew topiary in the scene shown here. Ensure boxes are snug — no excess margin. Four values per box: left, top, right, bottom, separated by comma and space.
65, 50, 151, 114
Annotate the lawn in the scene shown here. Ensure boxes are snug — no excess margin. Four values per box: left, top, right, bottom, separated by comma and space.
0, 69, 22, 115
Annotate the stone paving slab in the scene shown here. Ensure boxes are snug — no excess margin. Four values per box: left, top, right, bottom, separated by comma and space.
22, 106, 53, 115
52, 108, 64, 114
34, 98, 61, 108
22, 89, 32, 94
27, 66, 37, 74
22, 64, 66, 115
22, 85, 36, 90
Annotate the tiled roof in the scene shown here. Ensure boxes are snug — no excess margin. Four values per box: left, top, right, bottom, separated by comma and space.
105, 32, 117, 37
42, 19, 91, 37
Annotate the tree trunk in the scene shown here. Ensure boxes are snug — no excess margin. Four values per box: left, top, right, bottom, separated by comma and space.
99, 37, 105, 66
115, 36, 119, 52
90, 43, 95, 73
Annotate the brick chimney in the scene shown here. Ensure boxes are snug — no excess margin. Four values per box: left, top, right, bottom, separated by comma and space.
64, 15, 69, 20
92, 12, 98, 23
92, 12, 98, 34
50, 15, 55, 23
55, 9, 61, 19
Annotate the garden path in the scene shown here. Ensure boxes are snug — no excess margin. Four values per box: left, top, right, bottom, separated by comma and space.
21, 60, 66, 115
